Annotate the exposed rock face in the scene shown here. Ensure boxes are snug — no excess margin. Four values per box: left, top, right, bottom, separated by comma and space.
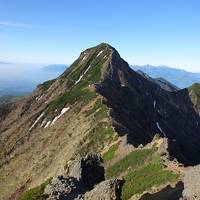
95, 45, 200, 165
44, 153, 123, 200
139, 181, 184, 200
44, 176, 85, 200
182, 165, 200, 199
83, 179, 124, 200
68, 153, 105, 189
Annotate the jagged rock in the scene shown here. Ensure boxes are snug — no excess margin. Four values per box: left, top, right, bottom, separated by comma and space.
82, 179, 124, 200
68, 153, 105, 189
44, 176, 86, 200
182, 165, 200, 200
44, 153, 107, 200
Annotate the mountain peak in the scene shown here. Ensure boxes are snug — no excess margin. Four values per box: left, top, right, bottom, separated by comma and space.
81, 43, 120, 58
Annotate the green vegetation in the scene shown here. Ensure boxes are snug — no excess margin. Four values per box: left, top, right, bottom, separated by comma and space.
105, 148, 178, 200
46, 45, 110, 114
121, 155, 178, 200
80, 121, 115, 155
63, 44, 110, 89
85, 99, 108, 120
102, 143, 118, 162
106, 149, 155, 179
189, 83, 200, 104
47, 88, 96, 113
18, 178, 51, 200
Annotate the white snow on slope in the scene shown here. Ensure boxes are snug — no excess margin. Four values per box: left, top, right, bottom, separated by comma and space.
74, 65, 91, 85
156, 122, 167, 137
82, 55, 87, 61
153, 100, 156, 108
97, 50, 103, 57
44, 120, 51, 128
29, 112, 45, 131
36, 94, 44, 101
41, 118, 47, 127
51, 107, 70, 126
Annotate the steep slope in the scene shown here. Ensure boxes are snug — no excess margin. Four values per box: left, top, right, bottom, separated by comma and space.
154, 78, 179, 92
1, 43, 200, 200
0, 43, 119, 200
188, 83, 200, 115
93, 49, 200, 165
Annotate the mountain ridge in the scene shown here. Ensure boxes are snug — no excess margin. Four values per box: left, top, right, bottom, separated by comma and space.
132, 64, 200, 88
1, 43, 200, 200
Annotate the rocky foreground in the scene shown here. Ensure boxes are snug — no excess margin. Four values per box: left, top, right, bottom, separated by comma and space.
43, 153, 123, 200
16, 149, 200, 200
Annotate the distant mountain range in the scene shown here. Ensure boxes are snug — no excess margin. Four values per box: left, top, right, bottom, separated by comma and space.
0, 63, 67, 96
42, 64, 200, 89
1, 62, 200, 97
131, 65, 200, 89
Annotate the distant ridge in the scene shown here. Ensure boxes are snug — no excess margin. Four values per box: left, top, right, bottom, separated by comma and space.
131, 65, 200, 88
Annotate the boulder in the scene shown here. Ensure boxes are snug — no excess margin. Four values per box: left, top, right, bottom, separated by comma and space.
68, 153, 105, 189
44, 176, 85, 200
182, 165, 200, 199
83, 179, 124, 200
44, 153, 110, 200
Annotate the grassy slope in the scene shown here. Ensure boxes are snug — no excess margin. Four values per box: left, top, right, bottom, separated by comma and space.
45, 44, 116, 155
104, 147, 178, 200
16, 44, 116, 200
102, 143, 119, 163
17, 178, 51, 200
189, 83, 200, 104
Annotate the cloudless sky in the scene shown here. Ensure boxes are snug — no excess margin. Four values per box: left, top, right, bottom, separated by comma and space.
0, 0, 200, 72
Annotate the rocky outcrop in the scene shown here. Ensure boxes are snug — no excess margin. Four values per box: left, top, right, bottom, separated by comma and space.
83, 179, 124, 200
44, 176, 85, 200
68, 153, 105, 189
182, 165, 200, 199
139, 181, 184, 200
44, 153, 123, 200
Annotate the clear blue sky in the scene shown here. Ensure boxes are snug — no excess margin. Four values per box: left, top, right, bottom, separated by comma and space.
0, 0, 200, 72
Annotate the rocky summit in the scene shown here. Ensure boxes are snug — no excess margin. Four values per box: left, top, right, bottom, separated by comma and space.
1, 43, 200, 200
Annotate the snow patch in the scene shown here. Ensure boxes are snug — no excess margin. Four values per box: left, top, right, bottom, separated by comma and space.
38, 94, 44, 101
51, 107, 70, 125
44, 121, 51, 128
74, 65, 91, 85
29, 112, 45, 131
41, 119, 47, 127
96, 50, 103, 57
82, 55, 87, 61
153, 100, 156, 108
156, 122, 167, 137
